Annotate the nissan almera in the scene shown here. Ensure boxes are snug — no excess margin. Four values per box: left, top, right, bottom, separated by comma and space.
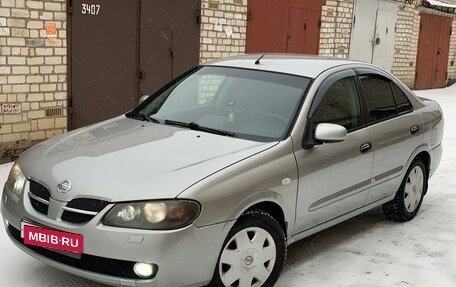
2, 55, 443, 287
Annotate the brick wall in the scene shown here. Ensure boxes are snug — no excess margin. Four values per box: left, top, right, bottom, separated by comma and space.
449, 18, 456, 83
0, 0, 67, 159
319, 0, 354, 58
199, 0, 248, 63
392, 2, 421, 87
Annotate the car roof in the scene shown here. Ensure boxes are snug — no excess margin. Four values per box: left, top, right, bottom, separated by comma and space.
204, 54, 361, 79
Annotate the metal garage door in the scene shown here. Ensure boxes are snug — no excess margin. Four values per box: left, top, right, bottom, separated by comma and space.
246, 0, 325, 54
415, 13, 452, 89
139, 0, 200, 96
349, 0, 398, 72
69, 0, 200, 129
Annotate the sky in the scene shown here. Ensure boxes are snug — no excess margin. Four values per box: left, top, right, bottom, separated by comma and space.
0, 85, 455, 287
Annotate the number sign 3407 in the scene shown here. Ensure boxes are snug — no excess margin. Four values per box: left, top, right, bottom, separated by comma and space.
82, 4, 100, 15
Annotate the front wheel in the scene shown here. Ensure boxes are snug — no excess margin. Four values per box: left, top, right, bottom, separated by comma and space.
208, 210, 286, 287
383, 159, 428, 222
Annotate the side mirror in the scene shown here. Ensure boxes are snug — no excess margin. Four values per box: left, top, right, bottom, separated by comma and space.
139, 95, 150, 104
314, 123, 347, 143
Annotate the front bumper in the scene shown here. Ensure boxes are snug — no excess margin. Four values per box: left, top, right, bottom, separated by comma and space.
1, 183, 234, 287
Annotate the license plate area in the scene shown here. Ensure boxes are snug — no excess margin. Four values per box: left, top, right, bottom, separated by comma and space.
21, 221, 84, 256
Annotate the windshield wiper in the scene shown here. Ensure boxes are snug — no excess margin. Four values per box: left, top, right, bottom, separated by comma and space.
164, 119, 237, 138
125, 111, 159, 123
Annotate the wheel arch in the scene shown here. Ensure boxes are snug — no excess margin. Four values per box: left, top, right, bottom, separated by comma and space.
413, 151, 431, 195
415, 151, 431, 176
243, 201, 288, 238
403, 145, 431, 195
404, 144, 431, 175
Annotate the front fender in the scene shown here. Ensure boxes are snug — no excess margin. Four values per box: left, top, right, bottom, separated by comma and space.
179, 140, 298, 238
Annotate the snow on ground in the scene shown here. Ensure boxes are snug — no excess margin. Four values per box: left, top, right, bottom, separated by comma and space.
0, 86, 455, 287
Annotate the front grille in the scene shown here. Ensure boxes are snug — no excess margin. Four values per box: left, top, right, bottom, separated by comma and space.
28, 179, 109, 224
61, 198, 110, 224
66, 198, 109, 212
61, 212, 96, 224
28, 180, 51, 215
7, 224, 145, 279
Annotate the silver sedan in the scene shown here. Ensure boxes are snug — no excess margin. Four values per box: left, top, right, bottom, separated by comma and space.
1, 55, 443, 287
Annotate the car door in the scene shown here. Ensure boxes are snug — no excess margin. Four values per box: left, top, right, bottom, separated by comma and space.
357, 72, 423, 204
294, 70, 374, 232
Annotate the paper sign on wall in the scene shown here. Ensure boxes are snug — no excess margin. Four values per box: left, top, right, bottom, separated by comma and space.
45, 22, 57, 41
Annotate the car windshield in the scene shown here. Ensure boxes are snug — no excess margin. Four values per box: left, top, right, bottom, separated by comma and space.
137, 66, 310, 142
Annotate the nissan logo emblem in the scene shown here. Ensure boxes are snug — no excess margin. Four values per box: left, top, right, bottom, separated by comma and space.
57, 180, 72, 194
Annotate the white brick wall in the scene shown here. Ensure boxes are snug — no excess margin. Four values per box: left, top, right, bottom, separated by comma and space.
392, 2, 421, 87
0, 0, 67, 157
199, 0, 248, 63
449, 18, 456, 83
319, 0, 354, 58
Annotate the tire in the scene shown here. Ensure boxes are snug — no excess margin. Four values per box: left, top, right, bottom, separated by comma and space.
208, 210, 286, 287
382, 159, 428, 222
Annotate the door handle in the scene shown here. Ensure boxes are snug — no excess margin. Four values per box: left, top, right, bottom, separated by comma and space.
410, 125, 420, 134
360, 142, 372, 153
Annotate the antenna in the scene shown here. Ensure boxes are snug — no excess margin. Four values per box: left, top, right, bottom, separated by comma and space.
255, 53, 266, 65
253, 36, 284, 65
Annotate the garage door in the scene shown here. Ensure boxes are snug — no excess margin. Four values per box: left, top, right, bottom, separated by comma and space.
349, 0, 398, 72
69, 0, 200, 129
415, 13, 452, 89
246, 0, 325, 54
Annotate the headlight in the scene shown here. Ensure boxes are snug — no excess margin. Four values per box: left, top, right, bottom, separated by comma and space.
102, 200, 200, 230
5, 162, 27, 199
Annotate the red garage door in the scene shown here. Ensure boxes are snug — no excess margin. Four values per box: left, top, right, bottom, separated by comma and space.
246, 0, 325, 54
415, 13, 452, 89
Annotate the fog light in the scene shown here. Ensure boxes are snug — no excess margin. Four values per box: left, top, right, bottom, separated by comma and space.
133, 262, 154, 278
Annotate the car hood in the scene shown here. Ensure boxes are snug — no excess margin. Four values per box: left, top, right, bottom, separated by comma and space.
19, 116, 277, 202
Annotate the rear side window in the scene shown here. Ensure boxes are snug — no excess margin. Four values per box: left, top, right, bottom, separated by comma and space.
391, 83, 413, 113
360, 76, 396, 122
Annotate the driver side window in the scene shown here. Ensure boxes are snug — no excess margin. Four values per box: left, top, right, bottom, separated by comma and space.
313, 76, 362, 132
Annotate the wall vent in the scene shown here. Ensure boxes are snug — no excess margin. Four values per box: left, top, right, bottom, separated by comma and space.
45, 107, 64, 117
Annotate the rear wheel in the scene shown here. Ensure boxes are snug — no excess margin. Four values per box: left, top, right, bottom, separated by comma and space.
383, 159, 428, 222
208, 210, 286, 287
